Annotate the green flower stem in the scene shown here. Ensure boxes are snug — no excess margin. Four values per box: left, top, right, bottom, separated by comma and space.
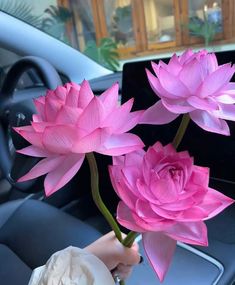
86, 153, 122, 243
122, 231, 138, 247
172, 114, 190, 149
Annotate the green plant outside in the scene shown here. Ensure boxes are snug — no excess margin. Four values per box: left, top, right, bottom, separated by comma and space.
83, 37, 120, 71
186, 10, 221, 47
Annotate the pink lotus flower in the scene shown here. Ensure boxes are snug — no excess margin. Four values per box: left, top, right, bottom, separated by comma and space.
15, 81, 144, 196
141, 49, 235, 135
109, 142, 234, 281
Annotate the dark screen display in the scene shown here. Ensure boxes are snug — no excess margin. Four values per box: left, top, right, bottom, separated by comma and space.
122, 50, 235, 181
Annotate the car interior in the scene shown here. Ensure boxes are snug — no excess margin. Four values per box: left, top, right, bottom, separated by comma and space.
0, 11, 235, 285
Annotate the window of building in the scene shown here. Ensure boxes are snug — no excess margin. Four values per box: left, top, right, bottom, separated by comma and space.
1, 0, 235, 66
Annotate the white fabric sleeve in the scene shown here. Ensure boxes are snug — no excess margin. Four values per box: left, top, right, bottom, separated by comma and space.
28, 246, 115, 285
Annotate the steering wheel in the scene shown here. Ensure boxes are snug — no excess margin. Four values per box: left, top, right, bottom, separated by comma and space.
0, 56, 62, 191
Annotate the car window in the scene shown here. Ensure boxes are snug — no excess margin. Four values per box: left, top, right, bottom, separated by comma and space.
0, 0, 234, 72
0, 0, 119, 71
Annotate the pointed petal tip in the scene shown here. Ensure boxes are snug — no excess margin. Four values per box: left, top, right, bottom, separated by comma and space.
81, 79, 88, 84
12, 127, 20, 134
80, 79, 92, 90
146, 68, 156, 79
189, 110, 231, 136
17, 174, 34, 183
113, 81, 119, 88
143, 232, 177, 282
17, 177, 26, 183
140, 101, 178, 125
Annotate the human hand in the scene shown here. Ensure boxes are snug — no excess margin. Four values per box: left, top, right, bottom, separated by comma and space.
84, 231, 140, 281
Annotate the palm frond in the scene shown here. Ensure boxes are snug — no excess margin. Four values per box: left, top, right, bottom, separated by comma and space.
84, 38, 120, 71
0, 0, 42, 28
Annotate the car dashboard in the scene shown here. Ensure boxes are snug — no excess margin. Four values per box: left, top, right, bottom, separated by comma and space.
0, 47, 235, 285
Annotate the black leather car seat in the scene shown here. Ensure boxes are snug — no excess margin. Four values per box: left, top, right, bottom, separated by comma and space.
0, 198, 101, 285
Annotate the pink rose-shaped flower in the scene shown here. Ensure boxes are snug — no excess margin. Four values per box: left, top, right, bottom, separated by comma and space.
15, 81, 144, 196
141, 49, 235, 135
109, 142, 234, 281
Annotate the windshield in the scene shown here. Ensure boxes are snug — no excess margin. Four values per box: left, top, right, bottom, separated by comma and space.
0, 0, 233, 71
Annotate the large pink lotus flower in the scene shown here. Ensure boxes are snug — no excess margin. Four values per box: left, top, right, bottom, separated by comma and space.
15, 81, 144, 196
141, 49, 235, 135
109, 142, 234, 281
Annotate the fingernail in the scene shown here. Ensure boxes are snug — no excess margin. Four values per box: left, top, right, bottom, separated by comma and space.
139, 255, 144, 264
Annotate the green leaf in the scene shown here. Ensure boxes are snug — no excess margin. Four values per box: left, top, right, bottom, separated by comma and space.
0, 0, 42, 28
84, 37, 120, 71
42, 5, 72, 43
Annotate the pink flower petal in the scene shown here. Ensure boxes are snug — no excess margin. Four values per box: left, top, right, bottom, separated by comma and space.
189, 165, 209, 188
117, 201, 146, 232
150, 203, 181, 220
162, 98, 195, 114
151, 141, 164, 152
67, 82, 81, 90
101, 98, 134, 131
56, 105, 82, 124
151, 61, 168, 77
179, 49, 194, 64
213, 103, 235, 121
166, 54, 182, 76
73, 128, 103, 153
143, 232, 176, 282
34, 97, 45, 120
77, 80, 94, 109
77, 96, 105, 133
146, 69, 176, 99
224, 82, 235, 91
113, 110, 144, 134
162, 143, 176, 156
14, 125, 34, 133
140, 101, 179, 124
150, 177, 178, 204
53, 86, 67, 101
44, 153, 85, 196
160, 197, 195, 211
43, 125, 78, 154
132, 212, 174, 232
199, 187, 234, 220
178, 206, 208, 221
179, 59, 203, 93
122, 165, 142, 189
143, 145, 165, 183
158, 66, 190, 97
45, 97, 62, 122
31, 121, 54, 132
13, 126, 43, 148
136, 178, 157, 204
187, 96, 218, 111
189, 110, 230, 136
135, 199, 164, 224
206, 53, 219, 73
124, 149, 145, 166
198, 63, 235, 97
18, 156, 64, 182
109, 166, 137, 209
216, 94, 235, 104
32, 114, 42, 123
112, 155, 125, 166
98, 82, 119, 114
17, 146, 52, 157
65, 83, 80, 106
98, 133, 144, 156
166, 221, 208, 246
